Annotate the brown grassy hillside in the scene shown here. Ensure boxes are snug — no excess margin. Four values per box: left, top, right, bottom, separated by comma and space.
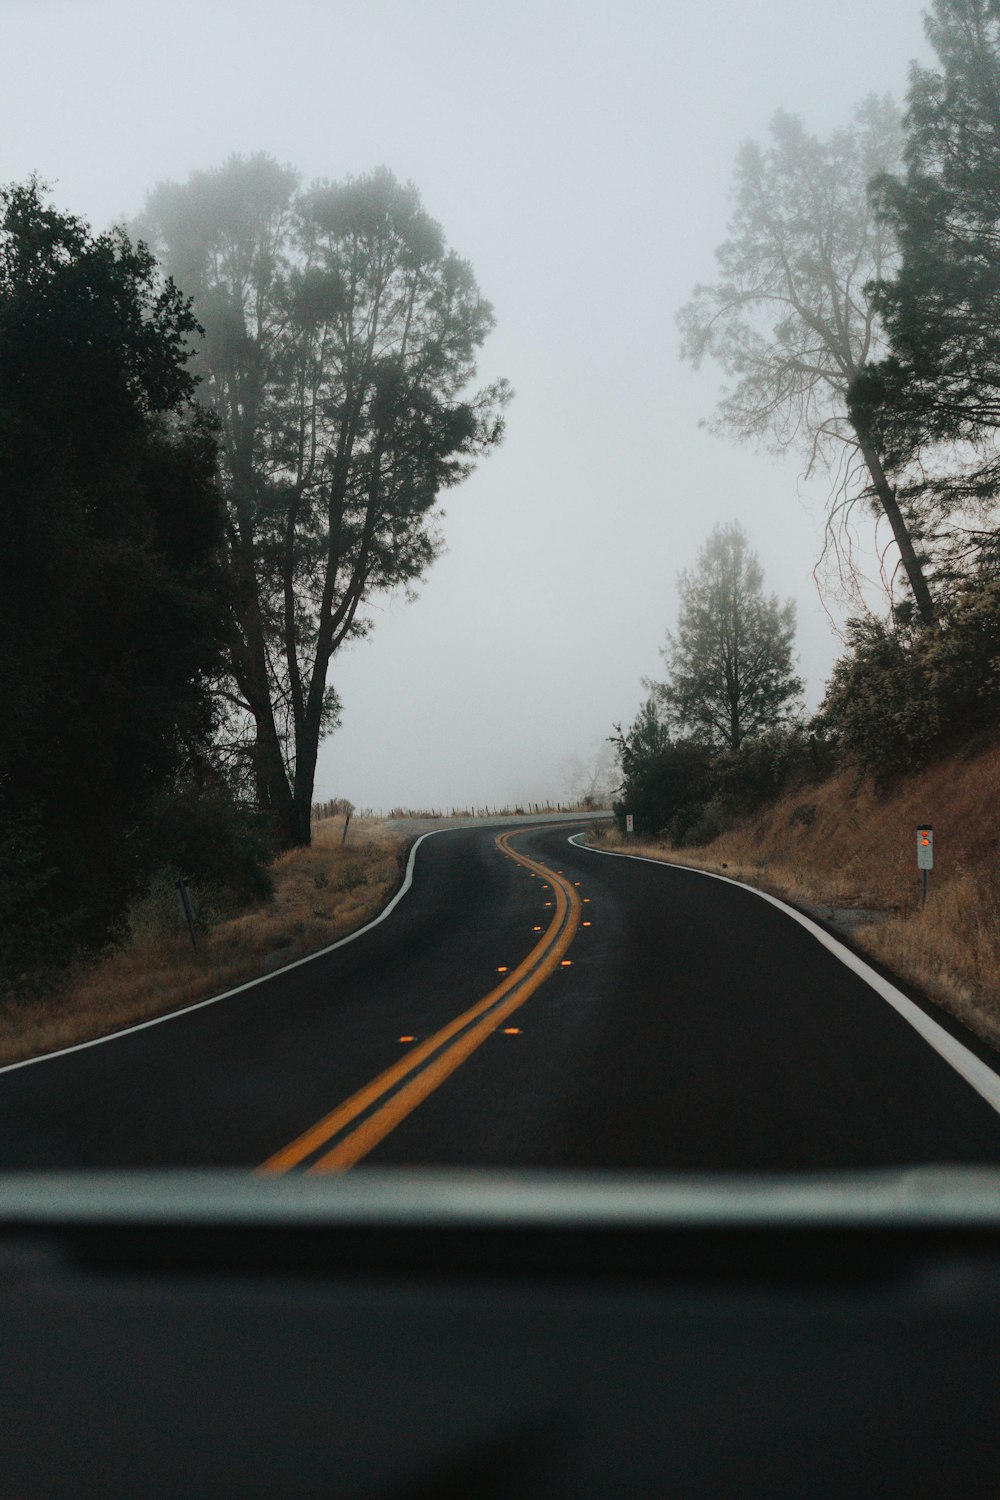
594, 738, 1000, 1050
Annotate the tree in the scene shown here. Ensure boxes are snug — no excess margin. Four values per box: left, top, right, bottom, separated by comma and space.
137, 156, 511, 847
820, 568, 1000, 778
652, 523, 803, 751
610, 698, 713, 841
678, 100, 938, 625
849, 0, 1000, 565
819, 615, 937, 777
0, 180, 246, 977
561, 740, 618, 807
611, 696, 670, 782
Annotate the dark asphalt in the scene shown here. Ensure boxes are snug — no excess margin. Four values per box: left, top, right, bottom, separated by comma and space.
1, 819, 999, 1170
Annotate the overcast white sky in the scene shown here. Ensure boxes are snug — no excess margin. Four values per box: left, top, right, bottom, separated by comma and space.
2, 0, 933, 810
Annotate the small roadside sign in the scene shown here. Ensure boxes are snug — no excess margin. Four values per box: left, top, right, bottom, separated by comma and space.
917, 825, 933, 870
916, 825, 933, 909
625, 813, 634, 835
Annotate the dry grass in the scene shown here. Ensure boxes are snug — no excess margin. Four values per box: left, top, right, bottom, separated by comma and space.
1, 816, 408, 1067
591, 741, 1000, 1050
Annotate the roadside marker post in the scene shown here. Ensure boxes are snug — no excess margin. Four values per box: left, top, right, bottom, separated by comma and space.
625, 812, 634, 844
916, 825, 933, 909
175, 878, 198, 952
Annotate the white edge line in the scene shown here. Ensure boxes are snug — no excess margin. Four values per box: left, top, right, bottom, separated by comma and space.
0, 829, 450, 1077
568, 834, 1000, 1118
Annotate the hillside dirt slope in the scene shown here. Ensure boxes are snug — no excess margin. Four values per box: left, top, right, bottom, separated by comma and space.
597, 737, 1000, 1051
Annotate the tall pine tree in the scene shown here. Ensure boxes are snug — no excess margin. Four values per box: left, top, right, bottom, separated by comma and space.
653, 524, 803, 752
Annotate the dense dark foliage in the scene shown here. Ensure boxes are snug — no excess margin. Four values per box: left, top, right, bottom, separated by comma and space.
612, 726, 714, 843
613, 703, 825, 846
0, 181, 268, 986
820, 573, 1000, 778
138, 788, 274, 918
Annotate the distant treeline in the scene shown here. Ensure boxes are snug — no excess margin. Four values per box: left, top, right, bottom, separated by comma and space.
311, 801, 607, 823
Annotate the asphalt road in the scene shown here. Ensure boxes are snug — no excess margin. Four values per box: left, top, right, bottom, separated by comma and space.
1, 819, 999, 1171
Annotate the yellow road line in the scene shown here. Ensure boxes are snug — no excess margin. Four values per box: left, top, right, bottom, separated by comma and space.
258, 829, 581, 1175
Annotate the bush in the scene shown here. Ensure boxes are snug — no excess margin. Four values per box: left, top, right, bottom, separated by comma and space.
675, 800, 729, 847
0, 181, 231, 970
820, 574, 1000, 780
921, 576, 1000, 740
819, 617, 935, 778
0, 811, 86, 994
136, 786, 274, 922
612, 717, 835, 845
710, 724, 831, 814
614, 739, 714, 841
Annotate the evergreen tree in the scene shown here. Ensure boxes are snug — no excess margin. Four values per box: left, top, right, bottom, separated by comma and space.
850, 0, 1000, 561
654, 524, 803, 752
0, 180, 247, 978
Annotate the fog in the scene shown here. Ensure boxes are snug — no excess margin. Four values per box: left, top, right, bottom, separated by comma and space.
1, 0, 933, 810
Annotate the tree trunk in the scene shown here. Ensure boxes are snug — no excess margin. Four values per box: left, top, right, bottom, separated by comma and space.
226, 525, 303, 849
273, 427, 389, 851
290, 727, 320, 848
852, 420, 937, 626
252, 709, 300, 847
245, 710, 313, 849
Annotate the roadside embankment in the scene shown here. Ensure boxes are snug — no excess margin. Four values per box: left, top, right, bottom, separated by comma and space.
591, 741, 1000, 1051
0, 816, 408, 1067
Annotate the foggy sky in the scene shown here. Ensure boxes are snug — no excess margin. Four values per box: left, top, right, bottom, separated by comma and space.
2, 0, 933, 810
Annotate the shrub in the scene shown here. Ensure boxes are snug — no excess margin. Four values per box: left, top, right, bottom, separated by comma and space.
820, 574, 1000, 779
819, 616, 936, 778
137, 786, 274, 921
614, 739, 714, 841
710, 724, 827, 815
922, 576, 1000, 740
0, 811, 86, 993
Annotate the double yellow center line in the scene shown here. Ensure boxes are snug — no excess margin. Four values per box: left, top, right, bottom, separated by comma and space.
258, 829, 582, 1174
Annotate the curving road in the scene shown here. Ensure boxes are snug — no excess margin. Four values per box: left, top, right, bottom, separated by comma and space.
1, 818, 999, 1171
